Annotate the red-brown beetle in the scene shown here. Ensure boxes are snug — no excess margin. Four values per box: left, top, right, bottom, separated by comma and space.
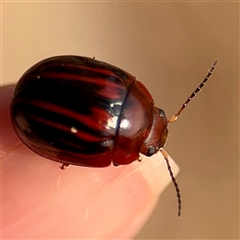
10, 56, 218, 216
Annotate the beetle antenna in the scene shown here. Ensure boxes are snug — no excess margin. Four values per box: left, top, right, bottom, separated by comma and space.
160, 148, 181, 217
168, 59, 219, 123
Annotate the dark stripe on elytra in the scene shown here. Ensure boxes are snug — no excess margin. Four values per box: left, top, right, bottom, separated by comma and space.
36, 71, 126, 89
23, 114, 111, 154
17, 75, 125, 96
15, 102, 113, 139
25, 99, 116, 133
21, 66, 127, 89
40, 56, 134, 87
15, 79, 126, 113
15, 95, 120, 132
15, 79, 125, 117
27, 113, 110, 145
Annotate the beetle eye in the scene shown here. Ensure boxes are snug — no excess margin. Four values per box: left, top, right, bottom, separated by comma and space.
159, 109, 166, 119
147, 146, 156, 156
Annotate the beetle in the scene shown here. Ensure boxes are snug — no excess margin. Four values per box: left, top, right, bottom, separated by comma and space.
10, 56, 218, 216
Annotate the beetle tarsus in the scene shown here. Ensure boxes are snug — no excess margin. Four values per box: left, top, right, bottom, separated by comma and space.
60, 163, 70, 170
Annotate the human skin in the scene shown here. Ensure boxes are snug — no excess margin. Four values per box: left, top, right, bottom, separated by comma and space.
1, 85, 179, 239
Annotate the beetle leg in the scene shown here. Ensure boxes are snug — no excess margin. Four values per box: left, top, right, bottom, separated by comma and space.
60, 163, 71, 170
137, 156, 143, 162
113, 162, 119, 167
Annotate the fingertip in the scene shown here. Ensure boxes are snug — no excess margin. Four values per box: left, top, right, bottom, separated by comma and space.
2, 147, 179, 239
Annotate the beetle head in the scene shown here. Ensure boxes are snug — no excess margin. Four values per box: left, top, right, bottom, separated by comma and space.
140, 107, 168, 157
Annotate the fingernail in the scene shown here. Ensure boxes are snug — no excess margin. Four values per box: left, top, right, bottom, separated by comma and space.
136, 151, 179, 197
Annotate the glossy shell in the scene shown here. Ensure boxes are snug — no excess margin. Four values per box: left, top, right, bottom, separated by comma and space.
11, 56, 168, 167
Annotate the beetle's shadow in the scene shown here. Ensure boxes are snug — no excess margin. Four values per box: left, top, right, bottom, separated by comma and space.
1, 84, 18, 142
